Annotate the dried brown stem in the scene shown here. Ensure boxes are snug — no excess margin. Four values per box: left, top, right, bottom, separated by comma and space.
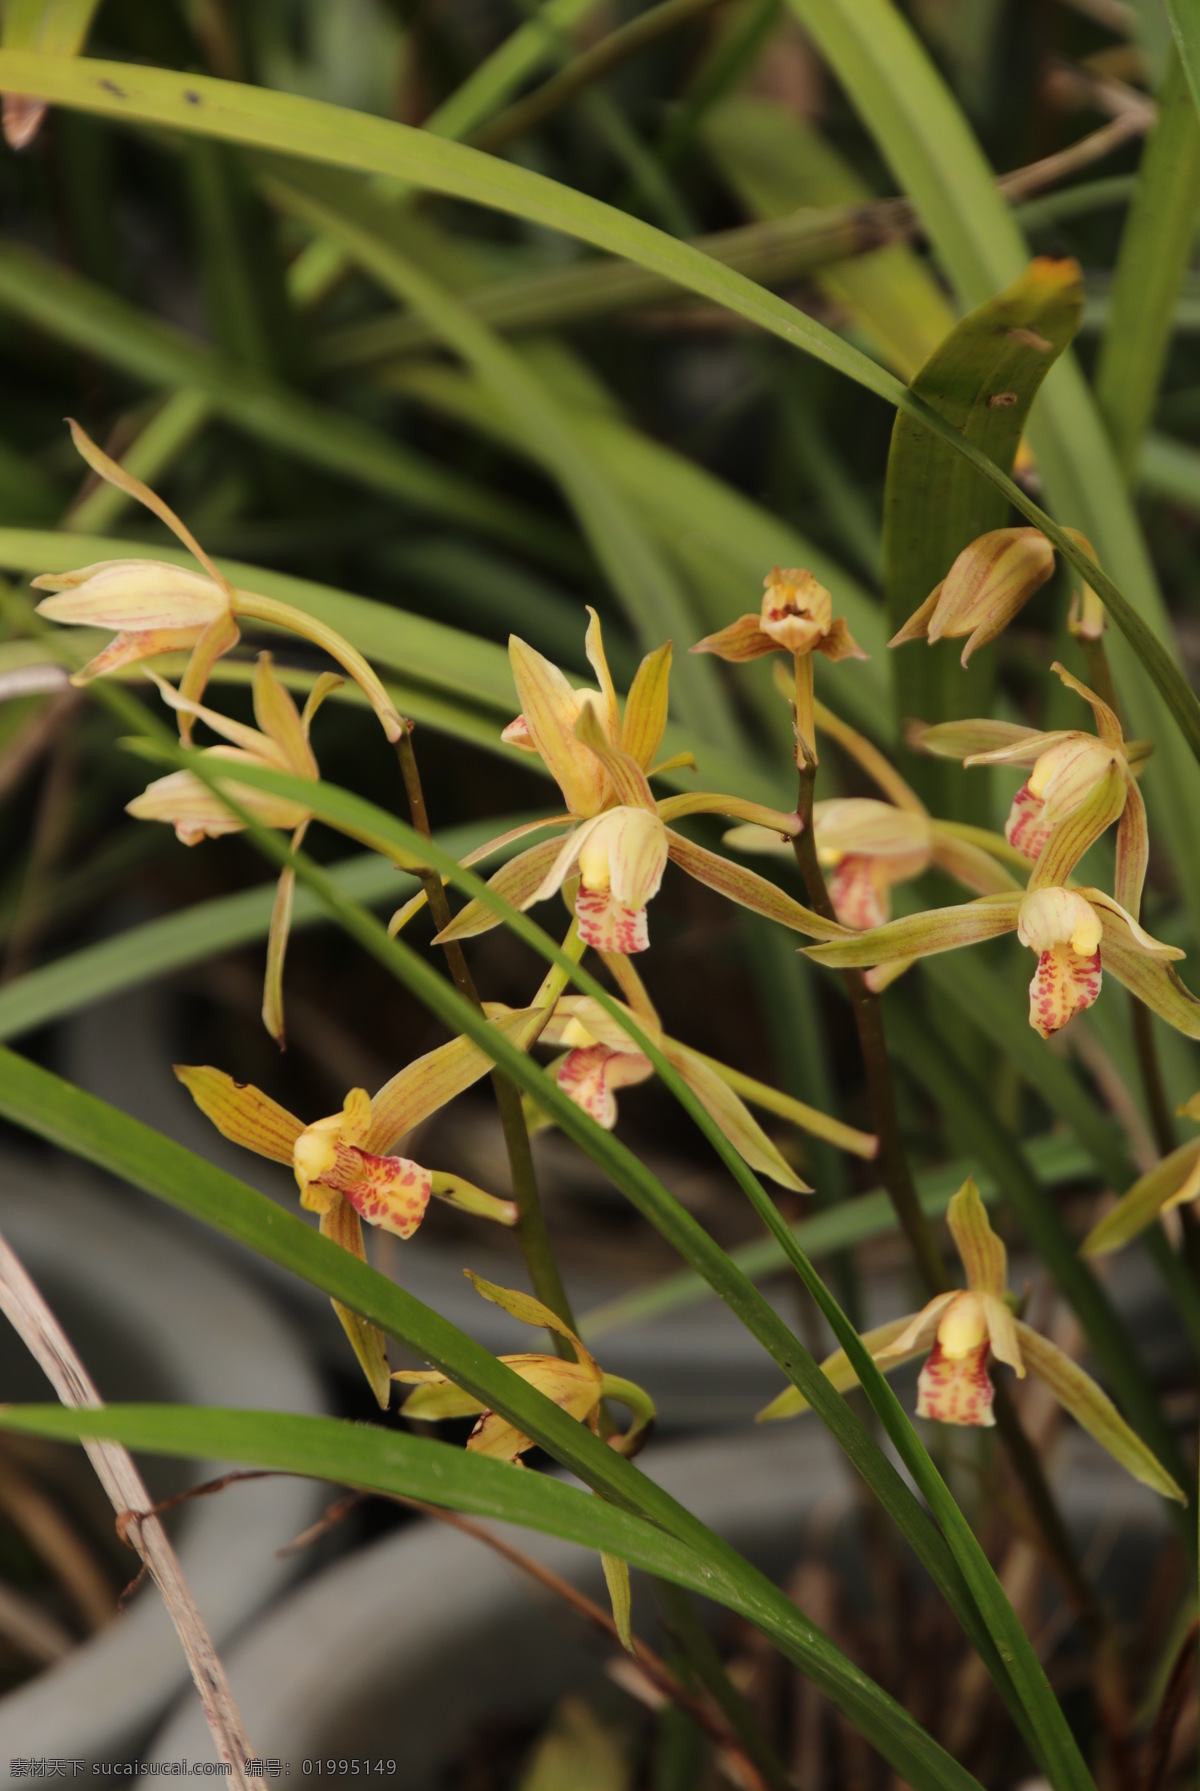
0, 1226, 253, 1781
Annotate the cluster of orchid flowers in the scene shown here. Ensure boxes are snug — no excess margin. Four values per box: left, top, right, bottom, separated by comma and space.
32, 427, 1198, 1516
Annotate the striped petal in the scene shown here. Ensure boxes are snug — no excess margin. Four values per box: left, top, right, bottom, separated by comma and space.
621, 643, 671, 769
946, 1178, 1006, 1298
690, 613, 774, 661
1082, 1143, 1200, 1257
666, 830, 848, 940
804, 896, 1022, 969
173, 1064, 303, 1165
1016, 1322, 1185, 1502
320, 1197, 391, 1410
509, 636, 608, 816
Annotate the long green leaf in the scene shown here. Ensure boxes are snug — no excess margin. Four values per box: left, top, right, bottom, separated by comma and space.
0, 243, 564, 566
1094, 45, 1200, 476
0, 52, 1194, 773
1166, 0, 1200, 116
263, 163, 741, 752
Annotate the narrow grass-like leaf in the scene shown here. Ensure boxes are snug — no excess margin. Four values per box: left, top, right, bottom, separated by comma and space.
263, 163, 740, 752
1094, 45, 1200, 477
0, 243, 563, 566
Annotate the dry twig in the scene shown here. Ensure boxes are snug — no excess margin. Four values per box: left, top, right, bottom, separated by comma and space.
0, 1225, 253, 1782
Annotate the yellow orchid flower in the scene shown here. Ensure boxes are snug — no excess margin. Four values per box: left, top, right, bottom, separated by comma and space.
126, 655, 339, 1045
1083, 1090, 1200, 1258
889, 527, 1056, 666
494, 983, 876, 1188
725, 798, 1019, 932
35, 421, 403, 743
691, 568, 866, 765
394, 1270, 655, 1466
175, 1024, 527, 1406
690, 568, 866, 666
804, 881, 1200, 1041
418, 609, 848, 957
913, 662, 1151, 914
759, 1180, 1184, 1502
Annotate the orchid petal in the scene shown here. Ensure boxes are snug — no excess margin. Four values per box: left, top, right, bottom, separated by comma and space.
126, 754, 312, 842
67, 419, 231, 590
1051, 660, 1123, 748
811, 799, 932, 861
262, 820, 307, 1047
875, 1293, 960, 1361
1027, 762, 1126, 891
669, 1046, 810, 1191
583, 607, 621, 744
1082, 1143, 1200, 1257
916, 1337, 995, 1426
816, 616, 869, 661
365, 1013, 536, 1154
658, 793, 800, 835
982, 1296, 1025, 1377
509, 636, 607, 816
1114, 775, 1149, 919
595, 808, 669, 908
34, 560, 229, 631
143, 672, 291, 767
174, 1064, 302, 1165
690, 613, 775, 661
665, 830, 848, 940
320, 1197, 391, 1410
253, 653, 317, 775
621, 642, 671, 769
1015, 1321, 1185, 1502
71, 626, 208, 683
929, 829, 1022, 895
393, 1374, 487, 1421
557, 1043, 653, 1128
756, 1315, 925, 1420
301, 672, 344, 733
888, 582, 943, 649
464, 1269, 594, 1367
946, 1178, 1007, 1299
574, 887, 650, 953
804, 896, 1022, 969
910, 718, 1043, 763
433, 834, 577, 943
574, 702, 655, 811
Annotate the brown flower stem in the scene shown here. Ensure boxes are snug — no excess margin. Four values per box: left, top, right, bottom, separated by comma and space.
394, 726, 576, 1348
1140, 1617, 1197, 1791
792, 762, 1108, 1636
791, 765, 946, 1294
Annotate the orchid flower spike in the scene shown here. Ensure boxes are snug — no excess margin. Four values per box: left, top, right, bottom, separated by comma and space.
127, 657, 339, 1044
890, 527, 1056, 665
175, 1024, 528, 1406
913, 662, 1151, 914
421, 609, 847, 957
804, 881, 1200, 1042
759, 1180, 1184, 1503
35, 421, 403, 743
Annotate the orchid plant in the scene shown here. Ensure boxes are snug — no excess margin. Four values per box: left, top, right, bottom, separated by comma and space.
16, 401, 1200, 1789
